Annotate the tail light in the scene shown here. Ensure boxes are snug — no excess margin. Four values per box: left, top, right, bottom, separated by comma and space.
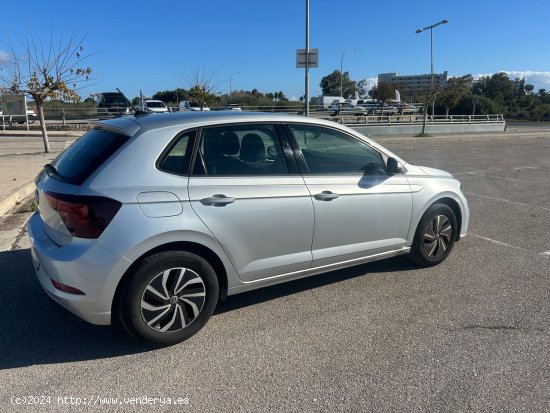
45, 192, 121, 239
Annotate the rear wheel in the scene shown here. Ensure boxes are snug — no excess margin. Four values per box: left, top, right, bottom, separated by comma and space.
118, 251, 219, 345
409, 204, 457, 267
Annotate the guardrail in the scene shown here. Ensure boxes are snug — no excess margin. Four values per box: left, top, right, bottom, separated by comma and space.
0, 106, 505, 132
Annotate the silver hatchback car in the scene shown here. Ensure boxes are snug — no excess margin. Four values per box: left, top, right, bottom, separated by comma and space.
29, 112, 469, 345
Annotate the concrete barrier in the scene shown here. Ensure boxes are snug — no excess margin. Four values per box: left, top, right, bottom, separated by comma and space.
350, 121, 506, 136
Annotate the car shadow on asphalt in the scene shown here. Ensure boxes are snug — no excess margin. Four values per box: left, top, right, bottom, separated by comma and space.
0, 248, 417, 369
0, 248, 157, 370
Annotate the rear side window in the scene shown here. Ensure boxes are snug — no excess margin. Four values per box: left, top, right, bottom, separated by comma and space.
158, 130, 195, 175
51, 128, 129, 185
194, 124, 288, 176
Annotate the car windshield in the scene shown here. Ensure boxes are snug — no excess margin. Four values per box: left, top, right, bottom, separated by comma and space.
146, 101, 166, 108
102, 94, 128, 106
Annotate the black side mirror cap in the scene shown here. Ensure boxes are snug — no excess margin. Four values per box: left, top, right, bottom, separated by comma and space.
387, 157, 404, 174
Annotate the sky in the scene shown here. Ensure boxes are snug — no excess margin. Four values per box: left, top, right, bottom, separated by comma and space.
1, 0, 550, 101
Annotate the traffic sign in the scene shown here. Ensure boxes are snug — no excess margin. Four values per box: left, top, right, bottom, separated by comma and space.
296, 48, 319, 68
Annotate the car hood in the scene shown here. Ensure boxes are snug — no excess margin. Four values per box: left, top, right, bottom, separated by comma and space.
405, 164, 453, 178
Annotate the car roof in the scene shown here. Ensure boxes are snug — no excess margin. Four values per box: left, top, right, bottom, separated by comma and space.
93, 111, 405, 163
96, 111, 333, 134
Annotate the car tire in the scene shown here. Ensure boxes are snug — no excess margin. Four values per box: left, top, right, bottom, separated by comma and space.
409, 203, 457, 267
118, 251, 219, 345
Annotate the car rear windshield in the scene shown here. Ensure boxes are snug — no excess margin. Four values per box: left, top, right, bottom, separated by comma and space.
50, 128, 129, 185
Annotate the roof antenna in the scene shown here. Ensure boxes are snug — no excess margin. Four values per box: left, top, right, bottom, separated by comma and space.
116, 88, 148, 116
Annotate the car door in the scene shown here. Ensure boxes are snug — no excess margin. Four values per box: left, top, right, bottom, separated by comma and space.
286, 123, 413, 268
188, 123, 314, 282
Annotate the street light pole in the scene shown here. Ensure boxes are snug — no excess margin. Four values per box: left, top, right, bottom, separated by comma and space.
305, 0, 310, 116
416, 19, 449, 118
340, 48, 357, 98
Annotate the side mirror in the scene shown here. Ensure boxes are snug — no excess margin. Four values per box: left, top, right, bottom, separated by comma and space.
387, 157, 404, 174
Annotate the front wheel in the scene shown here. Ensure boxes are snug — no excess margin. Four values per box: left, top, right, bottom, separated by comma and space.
118, 251, 219, 345
409, 204, 457, 267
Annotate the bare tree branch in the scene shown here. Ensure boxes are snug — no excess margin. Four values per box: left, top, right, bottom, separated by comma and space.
0, 26, 93, 152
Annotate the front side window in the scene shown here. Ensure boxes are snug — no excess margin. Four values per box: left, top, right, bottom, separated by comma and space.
194, 124, 288, 176
289, 124, 386, 175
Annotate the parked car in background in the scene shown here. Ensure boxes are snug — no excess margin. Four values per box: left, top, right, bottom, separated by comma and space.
221, 104, 242, 111
329, 102, 369, 116
360, 101, 398, 115
29, 111, 469, 345
389, 101, 419, 114
97, 92, 132, 115
179, 100, 210, 111
139, 99, 169, 113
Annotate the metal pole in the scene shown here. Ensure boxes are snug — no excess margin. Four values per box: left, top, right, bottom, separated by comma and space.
340, 51, 344, 98
430, 27, 434, 118
305, 0, 310, 116
416, 20, 449, 120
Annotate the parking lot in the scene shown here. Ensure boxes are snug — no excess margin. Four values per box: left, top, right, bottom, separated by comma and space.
0, 133, 549, 412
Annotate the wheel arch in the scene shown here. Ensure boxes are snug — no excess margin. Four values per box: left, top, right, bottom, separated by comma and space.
435, 197, 463, 241
112, 241, 229, 320
408, 192, 465, 245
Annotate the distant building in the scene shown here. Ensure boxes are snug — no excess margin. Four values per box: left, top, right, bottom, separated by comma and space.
378, 71, 448, 94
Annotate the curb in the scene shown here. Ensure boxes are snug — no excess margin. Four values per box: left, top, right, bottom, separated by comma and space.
0, 181, 35, 217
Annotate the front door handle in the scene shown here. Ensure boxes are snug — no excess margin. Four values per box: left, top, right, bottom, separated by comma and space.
200, 194, 236, 206
314, 191, 339, 201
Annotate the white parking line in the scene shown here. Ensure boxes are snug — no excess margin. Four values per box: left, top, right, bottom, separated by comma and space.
454, 166, 540, 175
64, 140, 74, 149
453, 170, 487, 175
464, 192, 550, 211
470, 233, 549, 258
481, 174, 527, 182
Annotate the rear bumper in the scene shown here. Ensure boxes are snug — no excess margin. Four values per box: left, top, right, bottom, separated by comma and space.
28, 212, 131, 325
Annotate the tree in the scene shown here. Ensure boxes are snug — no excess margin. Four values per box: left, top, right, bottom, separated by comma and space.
369, 82, 398, 113
183, 67, 222, 110
320, 70, 358, 98
152, 88, 189, 105
437, 75, 473, 117
1, 28, 92, 152
416, 86, 442, 136
473, 72, 515, 107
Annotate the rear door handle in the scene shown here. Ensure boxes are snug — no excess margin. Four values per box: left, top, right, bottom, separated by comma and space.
314, 191, 339, 201
200, 194, 236, 206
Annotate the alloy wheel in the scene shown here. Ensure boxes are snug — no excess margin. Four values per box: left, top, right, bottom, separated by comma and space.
140, 267, 206, 333
422, 215, 453, 258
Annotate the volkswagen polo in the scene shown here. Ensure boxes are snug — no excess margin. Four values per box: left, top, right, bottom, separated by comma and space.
29, 111, 469, 345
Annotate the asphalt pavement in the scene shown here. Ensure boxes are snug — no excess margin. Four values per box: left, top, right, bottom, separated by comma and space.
0, 126, 549, 412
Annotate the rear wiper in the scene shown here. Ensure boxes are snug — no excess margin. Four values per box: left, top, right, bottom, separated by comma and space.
44, 163, 64, 180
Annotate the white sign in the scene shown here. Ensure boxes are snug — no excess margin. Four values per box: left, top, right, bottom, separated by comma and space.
296, 48, 319, 68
